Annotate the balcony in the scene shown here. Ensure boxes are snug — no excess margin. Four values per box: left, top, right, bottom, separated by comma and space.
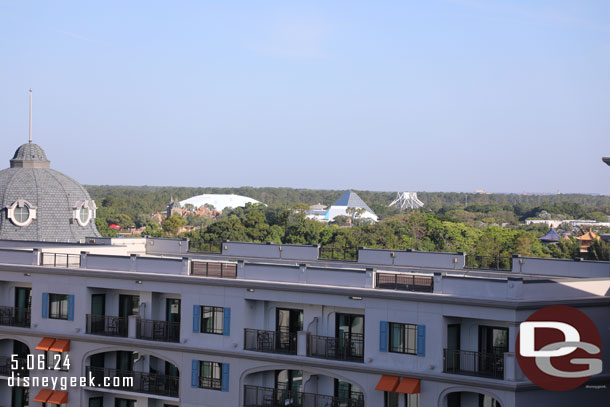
376, 273, 433, 292
308, 334, 364, 363
244, 329, 297, 355
86, 366, 179, 398
0, 356, 28, 377
0, 306, 31, 328
136, 318, 180, 343
443, 349, 504, 379
244, 385, 364, 407
86, 315, 127, 337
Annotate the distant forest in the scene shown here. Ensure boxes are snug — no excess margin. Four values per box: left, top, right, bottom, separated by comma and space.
86, 185, 610, 225
85, 185, 610, 263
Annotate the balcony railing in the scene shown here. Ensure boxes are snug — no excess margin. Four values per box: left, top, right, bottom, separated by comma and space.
0, 356, 28, 377
86, 366, 179, 398
244, 328, 298, 355
443, 349, 505, 379
40, 252, 81, 268
191, 261, 237, 278
308, 333, 364, 363
0, 306, 31, 328
376, 273, 434, 292
86, 314, 127, 337
244, 385, 364, 407
136, 318, 180, 343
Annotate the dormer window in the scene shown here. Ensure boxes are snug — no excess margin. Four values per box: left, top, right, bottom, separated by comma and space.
73, 200, 96, 227
7, 200, 37, 227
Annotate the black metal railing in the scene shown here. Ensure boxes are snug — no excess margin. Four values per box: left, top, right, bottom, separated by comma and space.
319, 247, 358, 261
375, 273, 434, 292
86, 314, 128, 337
189, 240, 222, 253
0, 306, 31, 328
244, 385, 364, 407
443, 349, 505, 379
40, 252, 81, 268
308, 333, 364, 363
0, 356, 29, 377
136, 318, 180, 343
191, 261, 237, 278
198, 376, 222, 391
465, 255, 512, 271
244, 329, 298, 355
86, 366, 179, 398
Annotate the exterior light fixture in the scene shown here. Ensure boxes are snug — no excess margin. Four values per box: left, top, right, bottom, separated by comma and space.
246, 288, 255, 292
23, 273, 31, 276
349, 296, 363, 300
135, 280, 143, 284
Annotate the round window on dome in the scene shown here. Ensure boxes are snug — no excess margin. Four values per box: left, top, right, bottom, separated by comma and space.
76, 202, 92, 227
7, 200, 37, 227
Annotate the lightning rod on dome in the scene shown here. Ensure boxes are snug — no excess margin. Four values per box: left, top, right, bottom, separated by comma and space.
28, 89, 33, 144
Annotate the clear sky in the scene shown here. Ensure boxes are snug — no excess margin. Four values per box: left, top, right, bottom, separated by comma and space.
1, 1, 609, 194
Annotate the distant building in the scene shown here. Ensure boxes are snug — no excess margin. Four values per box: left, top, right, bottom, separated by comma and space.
538, 228, 560, 244
166, 196, 183, 218
309, 190, 378, 223
180, 194, 262, 212
389, 192, 424, 210
575, 229, 601, 253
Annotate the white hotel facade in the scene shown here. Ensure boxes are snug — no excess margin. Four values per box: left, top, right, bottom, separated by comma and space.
0, 238, 608, 407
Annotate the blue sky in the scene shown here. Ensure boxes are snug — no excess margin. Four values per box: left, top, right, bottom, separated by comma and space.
1, 1, 609, 193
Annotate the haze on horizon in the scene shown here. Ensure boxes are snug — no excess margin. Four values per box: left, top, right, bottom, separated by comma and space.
1, 1, 609, 195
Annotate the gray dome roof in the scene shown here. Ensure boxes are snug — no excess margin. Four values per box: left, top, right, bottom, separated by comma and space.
12, 143, 49, 161
0, 143, 101, 242
10, 143, 51, 169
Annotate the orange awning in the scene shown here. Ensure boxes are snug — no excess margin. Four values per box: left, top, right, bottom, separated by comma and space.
47, 390, 69, 405
33, 389, 53, 403
375, 375, 400, 392
35, 337, 56, 351
395, 377, 421, 394
50, 339, 70, 352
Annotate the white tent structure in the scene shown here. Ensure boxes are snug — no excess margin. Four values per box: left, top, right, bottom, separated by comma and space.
308, 190, 378, 222
389, 192, 424, 210
180, 194, 262, 211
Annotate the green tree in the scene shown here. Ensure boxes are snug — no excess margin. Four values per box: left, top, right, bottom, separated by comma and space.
162, 215, 186, 235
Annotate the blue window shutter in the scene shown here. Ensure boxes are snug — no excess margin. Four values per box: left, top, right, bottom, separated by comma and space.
223, 308, 231, 336
193, 305, 200, 333
379, 321, 388, 352
191, 360, 199, 387
221, 363, 230, 392
67, 295, 75, 321
417, 325, 426, 356
42, 293, 49, 318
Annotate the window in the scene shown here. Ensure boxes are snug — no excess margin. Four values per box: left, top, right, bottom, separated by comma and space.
14, 206, 29, 223
198, 361, 222, 390
200, 306, 224, 334
49, 294, 69, 320
479, 394, 502, 407
385, 391, 399, 407
45, 350, 70, 371
406, 394, 420, 407
79, 207, 90, 224
7, 200, 36, 227
74, 201, 94, 227
389, 323, 417, 354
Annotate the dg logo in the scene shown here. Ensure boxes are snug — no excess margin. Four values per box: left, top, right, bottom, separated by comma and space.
516, 305, 603, 391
